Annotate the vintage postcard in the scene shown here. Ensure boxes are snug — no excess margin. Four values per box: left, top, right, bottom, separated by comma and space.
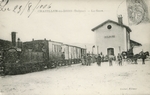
0, 0, 150, 95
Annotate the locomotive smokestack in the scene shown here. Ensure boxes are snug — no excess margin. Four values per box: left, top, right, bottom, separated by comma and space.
11, 32, 16, 47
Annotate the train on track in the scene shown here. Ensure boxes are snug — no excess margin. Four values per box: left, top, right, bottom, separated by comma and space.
0, 32, 86, 75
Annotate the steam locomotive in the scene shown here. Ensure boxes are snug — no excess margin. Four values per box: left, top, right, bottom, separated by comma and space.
0, 32, 86, 75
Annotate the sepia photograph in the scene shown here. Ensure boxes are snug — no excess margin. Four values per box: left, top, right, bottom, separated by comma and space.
0, 0, 150, 95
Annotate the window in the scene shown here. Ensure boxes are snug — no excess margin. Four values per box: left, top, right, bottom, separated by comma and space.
107, 25, 112, 29
52, 44, 55, 52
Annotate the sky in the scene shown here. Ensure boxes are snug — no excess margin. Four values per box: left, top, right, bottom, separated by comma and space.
0, 0, 150, 53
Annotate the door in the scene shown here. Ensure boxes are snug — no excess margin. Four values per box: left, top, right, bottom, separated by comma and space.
107, 48, 114, 55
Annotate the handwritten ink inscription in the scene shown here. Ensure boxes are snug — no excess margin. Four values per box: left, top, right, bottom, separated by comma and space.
0, 0, 52, 18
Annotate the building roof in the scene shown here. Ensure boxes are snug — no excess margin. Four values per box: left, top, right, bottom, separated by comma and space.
130, 40, 142, 47
91, 19, 132, 32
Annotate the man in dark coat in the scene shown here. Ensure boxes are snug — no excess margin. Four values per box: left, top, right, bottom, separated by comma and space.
61, 52, 65, 65
83, 54, 87, 65
81, 54, 86, 65
97, 54, 101, 66
81, 55, 84, 65
87, 54, 91, 66
100, 52, 104, 62
141, 52, 146, 64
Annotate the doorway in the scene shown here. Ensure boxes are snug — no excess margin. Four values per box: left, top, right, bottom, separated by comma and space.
107, 48, 114, 55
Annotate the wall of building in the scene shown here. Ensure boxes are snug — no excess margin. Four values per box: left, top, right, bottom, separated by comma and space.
126, 30, 130, 51
94, 22, 127, 56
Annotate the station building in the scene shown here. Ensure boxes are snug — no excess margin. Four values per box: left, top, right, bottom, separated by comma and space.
91, 15, 141, 56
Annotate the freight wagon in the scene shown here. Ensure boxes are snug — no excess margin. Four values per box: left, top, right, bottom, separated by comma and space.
22, 39, 84, 67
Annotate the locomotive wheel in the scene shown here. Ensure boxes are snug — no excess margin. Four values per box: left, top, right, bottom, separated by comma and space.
54, 61, 57, 68
47, 62, 51, 68
51, 61, 56, 68
58, 61, 60, 66
64, 60, 67, 66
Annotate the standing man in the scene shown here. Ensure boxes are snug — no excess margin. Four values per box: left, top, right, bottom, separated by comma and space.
97, 54, 101, 66
61, 52, 65, 66
100, 52, 104, 62
81, 54, 86, 65
108, 55, 113, 66
83, 54, 87, 65
81, 55, 84, 65
141, 52, 146, 64
87, 54, 91, 66
117, 53, 122, 66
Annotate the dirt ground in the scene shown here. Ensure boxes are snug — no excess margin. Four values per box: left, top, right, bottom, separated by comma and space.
0, 60, 150, 95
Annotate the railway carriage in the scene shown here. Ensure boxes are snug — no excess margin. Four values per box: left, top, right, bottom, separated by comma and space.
76, 47, 81, 62
48, 40, 63, 67
81, 48, 86, 56
73, 46, 77, 63
62, 44, 70, 65
68, 45, 74, 65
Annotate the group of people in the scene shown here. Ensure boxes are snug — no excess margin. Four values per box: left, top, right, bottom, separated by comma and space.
81, 53, 106, 66
64, 50, 149, 67
81, 54, 92, 66
81, 51, 149, 66
81, 53, 126, 66
105, 54, 122, 66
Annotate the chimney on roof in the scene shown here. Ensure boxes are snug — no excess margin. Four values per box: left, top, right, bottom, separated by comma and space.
118, 15, 123, 25
11, 32, 16, 47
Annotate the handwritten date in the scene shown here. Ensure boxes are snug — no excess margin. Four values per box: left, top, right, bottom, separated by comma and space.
0, 0, 52, 18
